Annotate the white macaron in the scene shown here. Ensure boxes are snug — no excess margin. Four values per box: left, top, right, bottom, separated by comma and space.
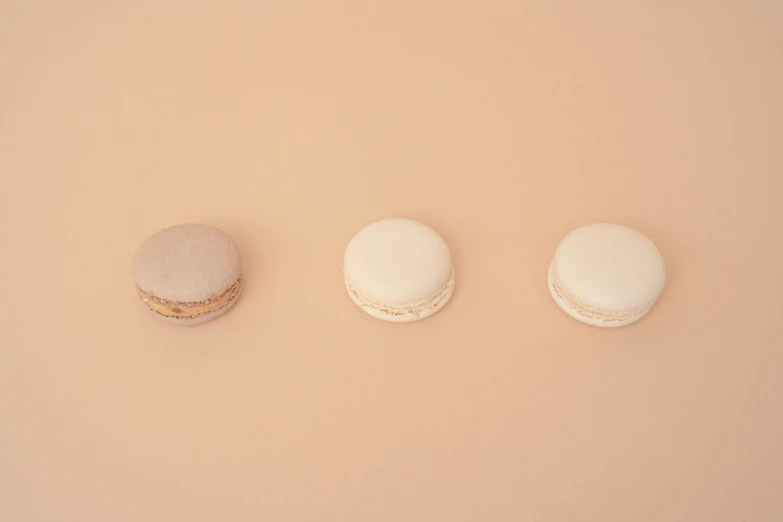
548, 223, 666, 327
344, 218, 455, 322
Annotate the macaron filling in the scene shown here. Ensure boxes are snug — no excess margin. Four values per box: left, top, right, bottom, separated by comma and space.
137, 277, 242, 319
548, 267, 653, 324
345, 268, 455, 320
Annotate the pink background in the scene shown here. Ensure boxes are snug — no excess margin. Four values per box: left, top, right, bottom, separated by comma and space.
2, 1, 782, 520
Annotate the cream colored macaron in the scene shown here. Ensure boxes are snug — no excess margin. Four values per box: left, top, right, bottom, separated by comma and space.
548, 223, 666, 327
344, 218, 455, 322
132, 224, 243, 325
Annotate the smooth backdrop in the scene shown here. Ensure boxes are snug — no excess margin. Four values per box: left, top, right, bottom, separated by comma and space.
2, 1, 782, 520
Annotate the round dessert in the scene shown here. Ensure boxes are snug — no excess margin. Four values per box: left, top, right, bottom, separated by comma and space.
132, 224, 243, 325
548, 223, 666, 327
344, 218, 455, 322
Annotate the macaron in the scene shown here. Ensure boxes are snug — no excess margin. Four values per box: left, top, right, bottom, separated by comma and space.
548, 223, 666, 327
344, 218, 455, 322
132, 224, 243, 325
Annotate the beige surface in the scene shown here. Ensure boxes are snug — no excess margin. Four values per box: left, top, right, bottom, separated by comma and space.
1, 1, 782, 520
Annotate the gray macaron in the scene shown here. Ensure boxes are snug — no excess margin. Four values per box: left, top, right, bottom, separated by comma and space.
132, 224, 243, 325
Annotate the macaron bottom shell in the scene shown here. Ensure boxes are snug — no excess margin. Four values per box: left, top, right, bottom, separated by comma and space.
548, 263, 653, 328
138, 277, 243, 326
345, 268, 455, 323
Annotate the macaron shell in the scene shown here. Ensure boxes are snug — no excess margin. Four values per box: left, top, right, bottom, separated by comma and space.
548, 262, 652, 327
551, 223, 665, 314
346, 268, 455, 323
140, 277, 243, 326
132, 224, 242, 303
344, 218, 452, 306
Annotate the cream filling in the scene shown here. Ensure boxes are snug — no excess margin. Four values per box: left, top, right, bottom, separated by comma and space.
345, 269, 455, 318
550, 272, 652, 323
137, 278, 242, 319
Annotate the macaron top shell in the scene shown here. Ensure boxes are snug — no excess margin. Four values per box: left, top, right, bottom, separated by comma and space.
132, 224, 241, 303
551, 223, 665, 313
344, 218, 452, 305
